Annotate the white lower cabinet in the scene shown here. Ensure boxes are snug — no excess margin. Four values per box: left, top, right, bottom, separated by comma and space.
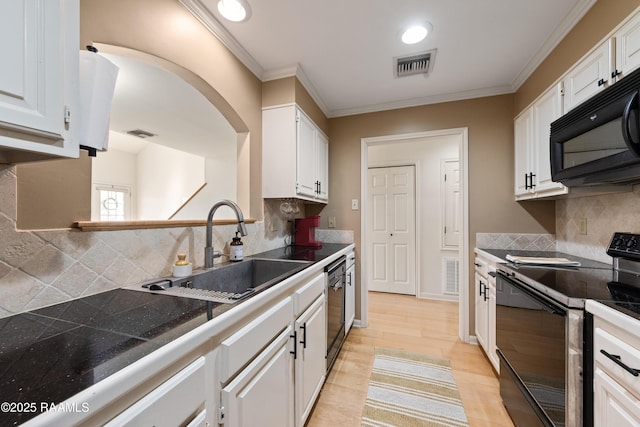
345, 251, 356, 335
104, 356, 209, 427
295, 295, 326, 427
474, 250, 499, 373
219, 272, 330, 427
219, 297, 295, 427
221, 326, 295, 427
588, 301, 640, 427
594, 368, 640, 426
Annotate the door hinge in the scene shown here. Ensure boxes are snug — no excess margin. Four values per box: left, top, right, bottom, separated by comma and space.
444, 174, 447, 182
217, 405, 225, 424
64, 105, 71, 124
444, 226, 447, 234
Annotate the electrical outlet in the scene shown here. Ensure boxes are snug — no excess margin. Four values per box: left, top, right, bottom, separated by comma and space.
578, 217, 587, 235
328, 216, 336, 228
351, 199, 359, 210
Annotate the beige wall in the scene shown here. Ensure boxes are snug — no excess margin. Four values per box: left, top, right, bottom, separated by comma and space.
326, 95, 556, 320
262, 76, 329, 136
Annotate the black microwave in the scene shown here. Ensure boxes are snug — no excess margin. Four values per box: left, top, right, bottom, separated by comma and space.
550, 66, 640, 186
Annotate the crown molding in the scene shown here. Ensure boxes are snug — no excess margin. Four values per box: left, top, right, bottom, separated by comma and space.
511, 0, 597, 91
328, 85, 513, 118
178, 0, 263, 79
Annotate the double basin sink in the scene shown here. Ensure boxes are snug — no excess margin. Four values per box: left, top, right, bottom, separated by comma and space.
139, 258, 311, 304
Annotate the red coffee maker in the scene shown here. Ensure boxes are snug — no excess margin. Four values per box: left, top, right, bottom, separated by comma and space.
294, 215, 322, 247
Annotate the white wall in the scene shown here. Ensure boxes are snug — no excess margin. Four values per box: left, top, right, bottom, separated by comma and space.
368, 133, 460, 300
137, 143, 205, 220
171, 140, 238, 220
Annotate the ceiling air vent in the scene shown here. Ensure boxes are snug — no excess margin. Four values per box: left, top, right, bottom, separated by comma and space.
126, 129, 157, 139
394, 49, 437, 78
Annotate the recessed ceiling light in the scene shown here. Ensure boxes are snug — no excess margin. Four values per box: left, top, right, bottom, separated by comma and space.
401, 23, 432, 44
217, 0, 251, 22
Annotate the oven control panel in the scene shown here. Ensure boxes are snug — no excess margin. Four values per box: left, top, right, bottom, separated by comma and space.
607, 232, 640, 260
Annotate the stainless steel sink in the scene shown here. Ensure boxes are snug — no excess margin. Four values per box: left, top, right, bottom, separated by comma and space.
139, 258, 311, 303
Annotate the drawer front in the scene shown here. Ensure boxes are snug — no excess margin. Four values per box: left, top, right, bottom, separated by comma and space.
474, 256, 488, 277
594, 325, 640, 399
220, 296, 293, 383
105, 357, 207, 426
293, 273, 325, 316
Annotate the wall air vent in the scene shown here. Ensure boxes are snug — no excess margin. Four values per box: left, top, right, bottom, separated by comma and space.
394, 49, 437, 78
126, 129, 157, 139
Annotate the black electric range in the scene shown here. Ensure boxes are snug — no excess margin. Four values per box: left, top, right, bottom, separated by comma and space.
494, 233, 640, 427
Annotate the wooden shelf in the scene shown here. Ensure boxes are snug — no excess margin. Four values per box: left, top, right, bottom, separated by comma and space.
73, 218, 256, 232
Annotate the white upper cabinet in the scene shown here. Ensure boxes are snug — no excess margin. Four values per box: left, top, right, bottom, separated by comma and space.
613, 12, 640, 81
514, 84, 567, 200
563, 40, 613, 113
263, 104, 329, 203
564, 10, 640, 113
0, 0, 80, 163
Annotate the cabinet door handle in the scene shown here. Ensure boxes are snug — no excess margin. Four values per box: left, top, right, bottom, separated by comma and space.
530, 173, 536, 188
290, 330, 297, 359
612, 69, 622, 79
300, 323, 307, 349
598, 78, 606, 87
600, 349, 640, 376
474, 262, 481, 267
524, 173, 530, 190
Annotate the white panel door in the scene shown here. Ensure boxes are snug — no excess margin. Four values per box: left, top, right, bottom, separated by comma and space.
442, 159, 460, 248
367, 166, 416, 295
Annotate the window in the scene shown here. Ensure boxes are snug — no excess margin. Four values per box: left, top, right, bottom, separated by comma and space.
95, 185, 131, 221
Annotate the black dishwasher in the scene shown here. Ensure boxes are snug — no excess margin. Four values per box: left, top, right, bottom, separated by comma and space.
325, 256, 346, 373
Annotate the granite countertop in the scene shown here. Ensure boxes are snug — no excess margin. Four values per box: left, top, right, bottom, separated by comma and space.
0, 244, 349, 426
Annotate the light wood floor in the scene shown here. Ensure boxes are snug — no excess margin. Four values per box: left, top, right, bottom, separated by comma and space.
307, 292, 515, 427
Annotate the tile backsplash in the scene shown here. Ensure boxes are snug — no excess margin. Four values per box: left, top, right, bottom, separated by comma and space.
556, 186, 640, 263
0, 167, 291, 318
476, 233, 556, 251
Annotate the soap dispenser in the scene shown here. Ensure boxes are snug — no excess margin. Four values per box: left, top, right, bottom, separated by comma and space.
173, 253, 192, 277
230, 232, 244, 262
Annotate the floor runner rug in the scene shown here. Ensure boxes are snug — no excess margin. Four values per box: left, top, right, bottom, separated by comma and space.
361, 348, 469, 427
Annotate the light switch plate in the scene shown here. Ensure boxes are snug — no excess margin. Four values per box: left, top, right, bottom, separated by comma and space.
328, 216, 336, 228
351, 199, 359, 210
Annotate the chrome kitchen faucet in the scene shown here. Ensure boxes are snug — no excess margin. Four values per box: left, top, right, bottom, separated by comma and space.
204, 200, 248, 268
